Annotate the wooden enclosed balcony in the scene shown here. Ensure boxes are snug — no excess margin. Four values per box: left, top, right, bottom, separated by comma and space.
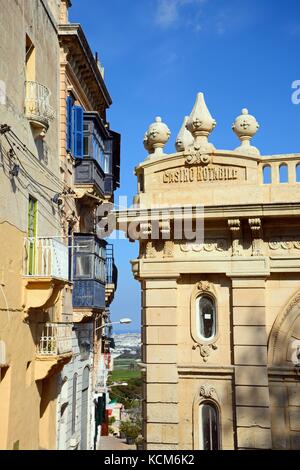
74, 158, 105, 199
72, 234, 107, 321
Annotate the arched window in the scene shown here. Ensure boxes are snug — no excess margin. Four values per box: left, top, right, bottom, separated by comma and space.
197, 296, 216, 341
71, 373, 78, 435
296, 163, 300, 183
199, 402, 220, 450
263, 165, 272, 184
279, 163, 288, 183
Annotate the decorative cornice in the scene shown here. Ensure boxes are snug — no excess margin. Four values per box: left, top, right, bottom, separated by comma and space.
116, 203, 300, 226
59, 24, 112, 109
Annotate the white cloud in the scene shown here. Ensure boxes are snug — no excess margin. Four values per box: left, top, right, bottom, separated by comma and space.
154, 0, 256, 36
155, 0, 206, 29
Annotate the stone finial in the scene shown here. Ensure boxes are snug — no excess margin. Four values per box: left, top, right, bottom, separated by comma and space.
186, 92, 216, 153
175, 116, 194, 152
232, 108, 260, 156
144, 116, 171, 157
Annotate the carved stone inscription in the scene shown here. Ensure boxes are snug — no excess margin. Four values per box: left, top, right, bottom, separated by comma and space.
163, 165, 241, 184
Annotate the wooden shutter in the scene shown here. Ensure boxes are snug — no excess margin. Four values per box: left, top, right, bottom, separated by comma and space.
66, 96, 73, 153
73, 106, 84, 158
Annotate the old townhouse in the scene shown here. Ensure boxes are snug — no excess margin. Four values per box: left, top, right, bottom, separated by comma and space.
0, 0, 119, 450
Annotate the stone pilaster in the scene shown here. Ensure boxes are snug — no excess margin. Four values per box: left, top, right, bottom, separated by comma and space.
142, 278, 179, 450
231, 277, 272, 449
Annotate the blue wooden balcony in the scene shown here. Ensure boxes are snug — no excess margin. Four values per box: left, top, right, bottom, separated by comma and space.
74, 158, 105, 198
72, 234, 107, 311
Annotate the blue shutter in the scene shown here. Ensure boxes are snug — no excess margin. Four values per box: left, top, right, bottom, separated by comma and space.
73, 106, 84, 158
66, 96, 73, 153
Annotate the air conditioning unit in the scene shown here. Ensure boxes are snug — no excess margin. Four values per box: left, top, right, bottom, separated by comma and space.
0, 341, 6, 366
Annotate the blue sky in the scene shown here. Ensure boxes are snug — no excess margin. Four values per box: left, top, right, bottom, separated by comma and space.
70, 0, 300, 333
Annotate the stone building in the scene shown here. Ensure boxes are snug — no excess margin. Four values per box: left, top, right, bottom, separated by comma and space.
0, 0, 119, 450
56, 1, 119, 451
118, 92, 300, 450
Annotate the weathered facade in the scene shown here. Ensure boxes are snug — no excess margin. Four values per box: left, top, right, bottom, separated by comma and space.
119, 92, 300, 450
0, 0, 119, 450
57, 2, 119, 450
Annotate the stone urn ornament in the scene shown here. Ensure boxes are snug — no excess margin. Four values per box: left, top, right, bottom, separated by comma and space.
144, 116, 171, 158
232, 108, 260, 156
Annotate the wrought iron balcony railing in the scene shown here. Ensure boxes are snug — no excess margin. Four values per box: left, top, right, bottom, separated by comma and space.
37, 323, 72, 356
25, 81, 55, 129
24, 237, 69, 281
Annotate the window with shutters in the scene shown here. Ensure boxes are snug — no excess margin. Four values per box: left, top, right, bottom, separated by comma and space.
66, 95, 74, 153
73, 106, 84, 158
66, 96, 84, 158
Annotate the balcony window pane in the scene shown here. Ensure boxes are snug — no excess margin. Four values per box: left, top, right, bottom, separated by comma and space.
83, 136, 89, 156
75, 239, 94, 253
104, 154, 110, 173
75, 254, 93, 278
95, 258, 105, 282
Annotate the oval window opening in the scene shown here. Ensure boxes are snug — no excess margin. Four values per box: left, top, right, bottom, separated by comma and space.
197, 296, 216, 340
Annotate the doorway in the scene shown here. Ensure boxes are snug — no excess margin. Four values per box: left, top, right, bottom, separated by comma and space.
80, 366, 90, 450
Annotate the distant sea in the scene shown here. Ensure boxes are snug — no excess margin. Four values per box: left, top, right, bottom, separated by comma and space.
113, 328, 141, 335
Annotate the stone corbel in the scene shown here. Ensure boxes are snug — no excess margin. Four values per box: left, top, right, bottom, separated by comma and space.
73, 188, 102, 205
22, 278, 65, 319
192, 343, 218, 362
249, 218, 263, 256
163, 241, 174, 258
146, 241, 156, 259
228, 219, 242, 256
35, 354, 72, 382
